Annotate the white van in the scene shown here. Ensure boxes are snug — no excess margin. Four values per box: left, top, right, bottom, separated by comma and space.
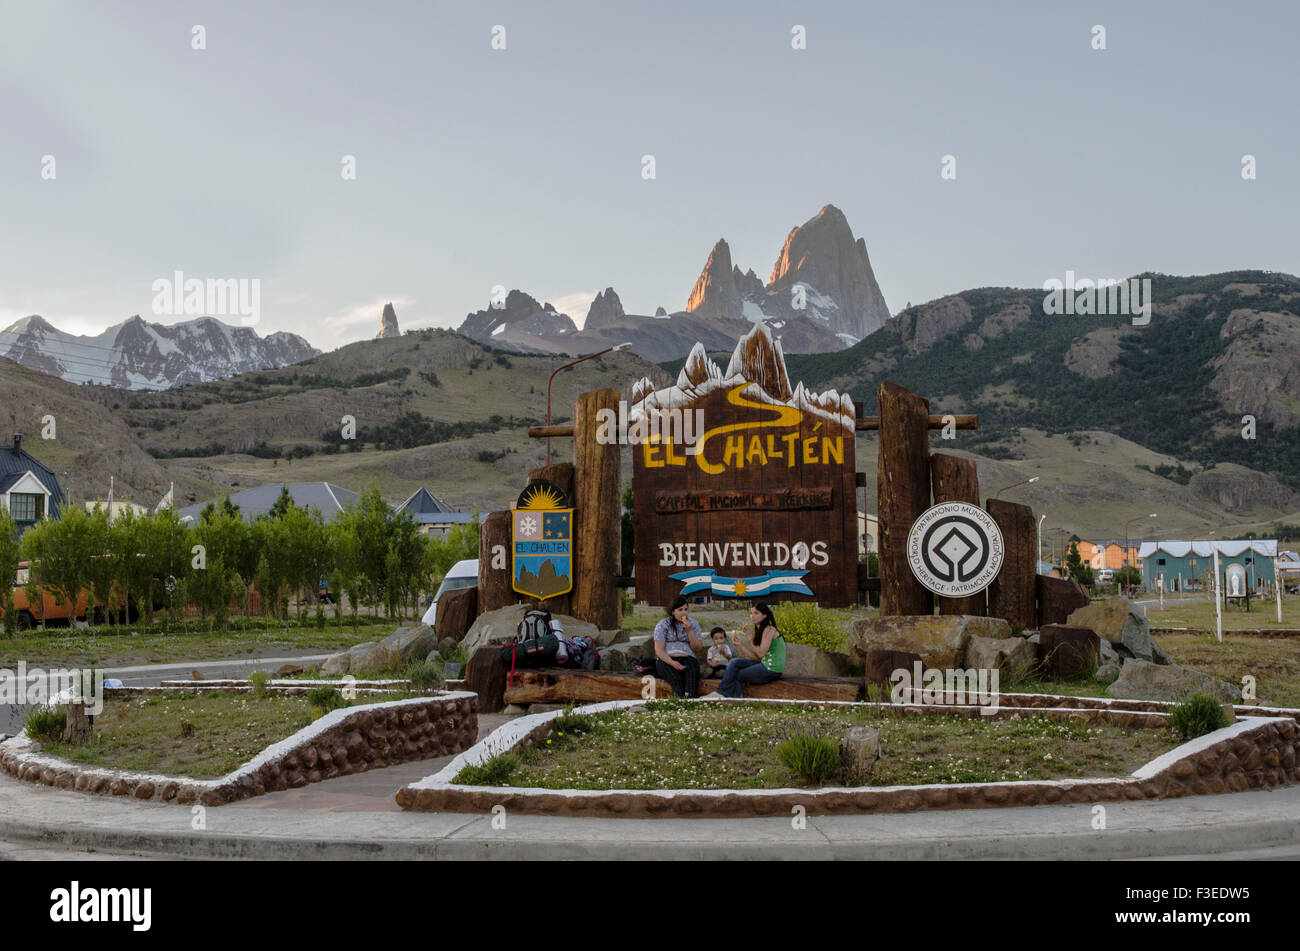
422, 559, 478, 629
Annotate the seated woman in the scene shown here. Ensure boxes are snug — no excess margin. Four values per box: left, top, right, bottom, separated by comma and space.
714, 602, 785, 699
653, 596, 705, 698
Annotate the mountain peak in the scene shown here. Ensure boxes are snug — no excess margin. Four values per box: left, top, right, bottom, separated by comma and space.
378, 302, 400, 339
766, 205, 889, 338
584, 287, 625, 331
686, 238, 744, 321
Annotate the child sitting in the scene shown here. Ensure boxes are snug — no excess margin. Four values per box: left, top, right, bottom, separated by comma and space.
706, 627, 733, 678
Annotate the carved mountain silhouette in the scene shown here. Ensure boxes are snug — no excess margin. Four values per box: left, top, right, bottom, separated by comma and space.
516, 558, 571, 598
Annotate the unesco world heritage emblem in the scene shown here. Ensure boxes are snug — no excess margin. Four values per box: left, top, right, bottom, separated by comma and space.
512, 481, 573, 601
907, 502, 1004, 597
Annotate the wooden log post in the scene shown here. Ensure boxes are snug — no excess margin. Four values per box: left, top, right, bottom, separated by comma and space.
465, 647, 508, 713
877, 382, 934, 617
572, 389, 621, 630
930, 453, 987, 617
477, 511, 517, 614
434, 586, 477, 641
63, 700, 91, 745
986, 498, 1037, 629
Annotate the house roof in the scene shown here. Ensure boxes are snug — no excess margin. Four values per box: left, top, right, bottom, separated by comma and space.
0, 439, 65, 512
399, 487, 471, 524
399, 487, 456, 515
175, 482, 360, 524
1138, 540, 1279, 559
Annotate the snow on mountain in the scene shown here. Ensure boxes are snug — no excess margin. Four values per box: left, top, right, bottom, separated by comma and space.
0, 314, 318, 389
630, 323, 853, 431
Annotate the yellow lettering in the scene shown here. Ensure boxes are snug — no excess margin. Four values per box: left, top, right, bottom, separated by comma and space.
766, 433, 782, 461
823, 436, 843, 465
783, 433, 799, 466
802, 437, 818, 464
746, 435, 767, 465
643, 440, 664, 468
723, 435, 745, 469
666, 439, 687, 466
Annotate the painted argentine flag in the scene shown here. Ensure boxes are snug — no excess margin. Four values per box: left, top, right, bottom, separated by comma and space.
669, 569, 813, 598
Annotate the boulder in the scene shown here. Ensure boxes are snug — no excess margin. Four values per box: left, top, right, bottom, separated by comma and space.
783, 642, 852, 677
438, 637, 460, 655
380, 625, 439, 664
1096, 662, 1120, 683
841, 726, 881, 776
276, 664, 304, 676
964, 635, 1038, 677
1099, 639, 1118, 664
595, 628, 630, 647
850, 615, 1012, 669
1036, 575, 1091, 627
1037, 625, 1100, 681
1065, 598, 1154, 661
461, 605, 599, 653
319, 651, 351, 676
623, 635, 656, 662
600, 643, 635, 672
1105, 660, 1242, 703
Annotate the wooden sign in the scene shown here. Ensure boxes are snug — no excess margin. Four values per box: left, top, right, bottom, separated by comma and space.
631, 324, 857, 606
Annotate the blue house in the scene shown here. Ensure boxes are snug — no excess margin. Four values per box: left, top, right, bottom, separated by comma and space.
0, 434, 66, 535
1138, 540, 1279, 594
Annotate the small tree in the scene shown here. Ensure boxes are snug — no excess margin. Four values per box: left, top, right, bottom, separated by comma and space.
0, 508, 20, 635
1066, 542, 1095, 587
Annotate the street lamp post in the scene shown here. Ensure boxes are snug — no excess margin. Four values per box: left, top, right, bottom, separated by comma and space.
1123, 512, 1158, 595
546, 342, 632, 465
992, 476, 1039, 500
1038, 514, 1047, 567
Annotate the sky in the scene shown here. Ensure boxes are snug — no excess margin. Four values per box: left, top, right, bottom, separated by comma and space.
1, 0, 1296, 351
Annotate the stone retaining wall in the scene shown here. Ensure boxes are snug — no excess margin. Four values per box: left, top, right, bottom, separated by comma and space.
398, 698, 1300, 818
0, 691, 477, 806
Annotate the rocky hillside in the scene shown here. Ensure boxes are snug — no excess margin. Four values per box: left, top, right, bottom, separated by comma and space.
455, 203, 890, 362
0, 314, 317, 390
786, 270, 1300, 495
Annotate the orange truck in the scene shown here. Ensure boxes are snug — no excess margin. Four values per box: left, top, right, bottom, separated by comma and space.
4, 561, 93, 629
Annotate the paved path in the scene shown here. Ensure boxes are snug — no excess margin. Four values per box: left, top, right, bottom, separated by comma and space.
3, 772, 1299, 859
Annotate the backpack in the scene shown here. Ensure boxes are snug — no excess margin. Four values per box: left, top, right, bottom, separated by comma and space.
501, 609, 560, 685
557, 635, 599, 670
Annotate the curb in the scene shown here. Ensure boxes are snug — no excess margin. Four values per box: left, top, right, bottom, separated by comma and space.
3, 776, 1300, 860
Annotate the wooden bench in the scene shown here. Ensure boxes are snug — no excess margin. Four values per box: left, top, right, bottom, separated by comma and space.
502, 669, 863, 706
466, 647, 864, 712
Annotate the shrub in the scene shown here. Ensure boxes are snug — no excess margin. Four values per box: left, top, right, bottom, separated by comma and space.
1168, 694, 1231, 740
454, 751, 517, 786
774, 729, 843, 786
25, 706, 66, 742
406, 660, 441, 690
305, 686, 347, 712
249, 671, 269, 698
550, 704, 594, 736
773, 602, 847, 653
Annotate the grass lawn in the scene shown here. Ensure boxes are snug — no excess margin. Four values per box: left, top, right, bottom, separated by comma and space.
0, 620, 398, 667
461, 700, 1182, 790
38, 692, 316, 778
1157, 632, 1300, 708
1144, 595, 1300, 631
